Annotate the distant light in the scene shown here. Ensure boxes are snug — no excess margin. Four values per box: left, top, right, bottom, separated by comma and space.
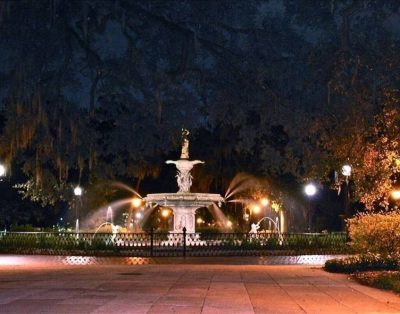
135, 212, 142, 219
252, 204, 261, 214
260, 198, 269, 207
392, 190, 400, 200
132, 198, 142, 208
161, 209, 170, 218
74, 186, 82, 196
0, 164, 6, 177
304, 184, 317, 196
341, 164, 352, 177
196, 217, 204, 224
226, 220, 233, 228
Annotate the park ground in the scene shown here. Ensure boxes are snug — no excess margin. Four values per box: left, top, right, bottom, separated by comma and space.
0, 256, 399, 313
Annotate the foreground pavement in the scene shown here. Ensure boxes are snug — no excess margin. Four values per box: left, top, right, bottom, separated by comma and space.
0, 257, 399, 313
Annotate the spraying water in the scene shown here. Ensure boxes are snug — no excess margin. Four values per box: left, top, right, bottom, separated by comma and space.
111, 182, 142, 199
75, 219, 79, 234
106, 206, 113, 225
209, 203, 229, 230
224, 173, 260, 200
82, 198, 133, 230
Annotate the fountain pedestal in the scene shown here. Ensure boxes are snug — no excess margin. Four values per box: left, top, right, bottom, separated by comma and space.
173, 207, 196, 233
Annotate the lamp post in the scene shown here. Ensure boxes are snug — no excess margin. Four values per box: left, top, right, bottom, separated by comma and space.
341, 164, 352, 217
0, 163, 6, 178
73, 186, 82, 233
0, 163, 6, 230
304, 183, 317, 232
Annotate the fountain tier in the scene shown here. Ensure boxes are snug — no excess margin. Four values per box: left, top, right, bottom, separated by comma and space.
144, 193, 224, 233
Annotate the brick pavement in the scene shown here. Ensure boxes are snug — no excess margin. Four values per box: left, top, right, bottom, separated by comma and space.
0, 257, 399, 313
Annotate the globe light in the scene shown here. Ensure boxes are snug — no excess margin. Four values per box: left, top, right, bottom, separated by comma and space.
132, 198, 142, 208
226, 220, 233, 228
304, 183, 317, 196
252, 204, 261, 214
196, 217, 204, 224
74, 186, 82, 196
260, 198, 269, 207
392, 190, 400, 201
135, 212, 142, 219
341, 164, 352, 177
161, 209, 170, 218
0, 164, 6, 177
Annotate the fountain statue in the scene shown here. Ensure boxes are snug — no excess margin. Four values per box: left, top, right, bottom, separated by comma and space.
166, 129, 204, 193
144, 129, 224, 234
249, 216, 284, 245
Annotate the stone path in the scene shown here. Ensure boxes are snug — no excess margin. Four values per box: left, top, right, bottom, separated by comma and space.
0, 258, 399, 313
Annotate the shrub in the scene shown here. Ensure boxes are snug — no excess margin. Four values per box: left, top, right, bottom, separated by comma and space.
324, 254, 399, 273
347, 211, 400, 257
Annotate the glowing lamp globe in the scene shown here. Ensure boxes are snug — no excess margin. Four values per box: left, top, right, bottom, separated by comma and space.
161, 209, 170, 218
226, 220, 233, 228
252, 204, 261, 214
392, 190, 400, 201
341, 164, 352, 177
74, 186, 82, 196
132, 198, 142, 208
304, 184, 317, 196
260, 198, 269, 207
196, 217, 204, 224
135, 212, 142, 219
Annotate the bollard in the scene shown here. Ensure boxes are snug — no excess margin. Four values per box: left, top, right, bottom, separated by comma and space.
183, 227, 186, 258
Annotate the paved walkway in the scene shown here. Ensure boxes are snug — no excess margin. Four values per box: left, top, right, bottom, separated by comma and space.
0, 258, 399, 313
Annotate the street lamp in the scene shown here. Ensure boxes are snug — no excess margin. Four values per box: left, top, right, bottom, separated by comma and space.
260, 198, 269, 207
161, 208, 170, 218
74, 186, 82, 196
73, 186, 83, 233
304, 183, 317, 197
341, 164, 352, 178
0, 164, 6, 177
304, 183, 317, 232
132, 198, 142, 208
252, 204, 261, 214
341, 164, 352, 218
392, 190, 400, 201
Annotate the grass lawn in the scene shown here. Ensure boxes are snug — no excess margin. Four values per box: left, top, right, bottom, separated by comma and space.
353, 271, 400, 293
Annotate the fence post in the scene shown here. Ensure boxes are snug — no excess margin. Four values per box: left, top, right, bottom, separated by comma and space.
150, 227, 154, 257
183, 227, 186, 258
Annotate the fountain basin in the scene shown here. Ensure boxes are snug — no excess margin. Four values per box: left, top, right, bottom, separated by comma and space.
144, 193, 224, 233
144, 193, 224, 208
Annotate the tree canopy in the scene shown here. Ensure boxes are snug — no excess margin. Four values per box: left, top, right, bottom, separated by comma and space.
0, 0, 399, 221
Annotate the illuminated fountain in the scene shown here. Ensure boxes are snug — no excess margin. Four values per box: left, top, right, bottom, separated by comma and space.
144, 129, 224, 234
